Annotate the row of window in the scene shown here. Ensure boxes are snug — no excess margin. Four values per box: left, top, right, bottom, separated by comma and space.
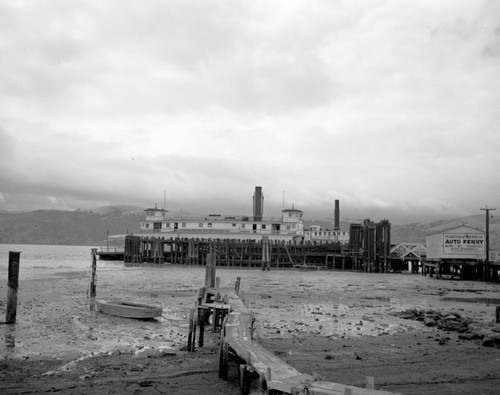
311, 231, 348, 236
143, 222, 296, 230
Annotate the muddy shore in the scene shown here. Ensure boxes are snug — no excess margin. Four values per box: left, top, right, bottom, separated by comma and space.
1, 264, 500, 394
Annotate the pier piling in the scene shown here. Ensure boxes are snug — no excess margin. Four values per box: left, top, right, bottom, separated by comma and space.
88, 249, 97, 311
6, 251, 21, 324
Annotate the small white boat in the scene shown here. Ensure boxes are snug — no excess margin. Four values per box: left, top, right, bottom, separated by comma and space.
96, 300, 163, 319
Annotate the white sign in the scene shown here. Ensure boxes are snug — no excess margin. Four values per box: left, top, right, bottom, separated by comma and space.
443, 233, 485, 255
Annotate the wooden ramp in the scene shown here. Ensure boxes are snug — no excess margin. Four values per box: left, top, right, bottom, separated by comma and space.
216, 290, 400, 395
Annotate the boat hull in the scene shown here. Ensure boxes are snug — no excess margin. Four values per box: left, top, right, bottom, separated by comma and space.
96, 300, 162, 319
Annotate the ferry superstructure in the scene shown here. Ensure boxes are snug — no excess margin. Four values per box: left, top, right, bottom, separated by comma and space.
139, 187, 305, 241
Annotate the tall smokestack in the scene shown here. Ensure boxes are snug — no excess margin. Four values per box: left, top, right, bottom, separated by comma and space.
253, 186, 264, 221
334, 199, 340, 230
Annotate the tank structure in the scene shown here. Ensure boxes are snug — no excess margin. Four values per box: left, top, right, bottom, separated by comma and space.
344, 219, 391, 273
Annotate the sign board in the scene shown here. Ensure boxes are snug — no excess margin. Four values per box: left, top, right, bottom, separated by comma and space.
443, 233, 485, 256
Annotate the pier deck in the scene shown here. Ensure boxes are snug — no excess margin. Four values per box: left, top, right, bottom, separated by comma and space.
213, 289, 399, 395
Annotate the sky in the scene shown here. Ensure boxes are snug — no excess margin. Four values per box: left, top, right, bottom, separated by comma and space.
0, 0, 499, 225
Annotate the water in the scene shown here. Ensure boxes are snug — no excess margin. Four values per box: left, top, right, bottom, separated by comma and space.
0, 244, 95, 280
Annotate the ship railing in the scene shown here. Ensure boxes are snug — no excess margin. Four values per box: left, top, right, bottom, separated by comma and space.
140, 228, 300, 236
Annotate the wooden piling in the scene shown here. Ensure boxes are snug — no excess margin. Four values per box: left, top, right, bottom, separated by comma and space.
205, 254, 216, 288
88, 248, 97, 311
89, 248, 97, 297
187, 308, 196, 352
496, 306, 500, 324
198, 315, 205, 347
6, 251, 21, 324
240, 364, 251, 395
218, 337, 229, 379
235, 277, 241, 295
215, 276, 221, 302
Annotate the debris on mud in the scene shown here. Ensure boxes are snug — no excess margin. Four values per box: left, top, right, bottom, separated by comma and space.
393, 308, 500, 347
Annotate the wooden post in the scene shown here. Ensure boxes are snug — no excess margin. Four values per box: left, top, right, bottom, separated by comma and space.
240, 364, 251, 395
89, 248, 97, 311
6, 251, 21, 324
89, 248, 97, 297
235, 277, 241, 295
215, 276, 221, 302
496, 306, 500, 323
205, 254, 216, 288
261, 236, 270, 271
258, 372, 267, 392
212, 307, 218, 332
198, 313, 205, 347
187, 308, 195, 352
218, 338, 229, 379
366, 376, 375, 389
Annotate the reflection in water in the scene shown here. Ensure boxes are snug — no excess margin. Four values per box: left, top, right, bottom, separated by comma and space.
4, 325, 16, 352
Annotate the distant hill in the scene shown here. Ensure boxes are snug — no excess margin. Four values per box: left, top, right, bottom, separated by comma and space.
0, 208, 498, 251
0, 206, 143, 246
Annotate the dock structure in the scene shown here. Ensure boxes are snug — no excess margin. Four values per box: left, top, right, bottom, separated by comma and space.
122, 231, 391, 272
192, 273, 400, 394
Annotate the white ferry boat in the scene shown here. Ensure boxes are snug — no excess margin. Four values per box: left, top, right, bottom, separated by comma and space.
139, 187, 305, 241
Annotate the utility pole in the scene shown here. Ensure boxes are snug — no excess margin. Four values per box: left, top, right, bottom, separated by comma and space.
480, 206, 496, 281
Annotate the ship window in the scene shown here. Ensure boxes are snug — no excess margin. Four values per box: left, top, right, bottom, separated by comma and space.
165, 223, 170, 227
182, 223, 186, 227
232, 223, 236, 227
242, 224, 245, 229
287, 225, 291, 230
262, 225, 266, 229
145, 223, 150, 228
208, 223, 212, 228
199, 223, 203, 227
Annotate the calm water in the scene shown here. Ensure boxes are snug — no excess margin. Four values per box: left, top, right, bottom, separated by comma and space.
0, 244, 96, 281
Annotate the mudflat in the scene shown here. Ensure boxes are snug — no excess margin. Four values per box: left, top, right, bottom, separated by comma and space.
1, 265, 499, 394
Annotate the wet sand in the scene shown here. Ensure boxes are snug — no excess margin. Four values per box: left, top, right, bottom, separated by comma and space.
1, 264, 500, 394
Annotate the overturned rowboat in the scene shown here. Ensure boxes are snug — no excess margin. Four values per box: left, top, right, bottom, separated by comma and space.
96, 300, 163, 319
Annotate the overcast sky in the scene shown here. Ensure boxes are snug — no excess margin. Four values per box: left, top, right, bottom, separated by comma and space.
0, 0, 499, 224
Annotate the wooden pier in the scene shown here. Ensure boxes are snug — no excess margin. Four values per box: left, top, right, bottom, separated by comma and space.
122, 235, 394, 271
190, 266, 400, 395
123, 219, 393, 271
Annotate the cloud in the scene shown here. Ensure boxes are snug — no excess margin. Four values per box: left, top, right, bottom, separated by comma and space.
0, 0, 499, 224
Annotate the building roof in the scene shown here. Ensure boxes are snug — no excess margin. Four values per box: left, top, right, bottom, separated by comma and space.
427, 224, 484, 236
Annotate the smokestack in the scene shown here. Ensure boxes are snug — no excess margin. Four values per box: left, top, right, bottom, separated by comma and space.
334, 199, 340, 230
253, 186, 264, 221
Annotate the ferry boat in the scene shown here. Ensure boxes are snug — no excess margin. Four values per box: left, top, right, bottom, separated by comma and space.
139, 188, 305, 241
138, 186, 349, 243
